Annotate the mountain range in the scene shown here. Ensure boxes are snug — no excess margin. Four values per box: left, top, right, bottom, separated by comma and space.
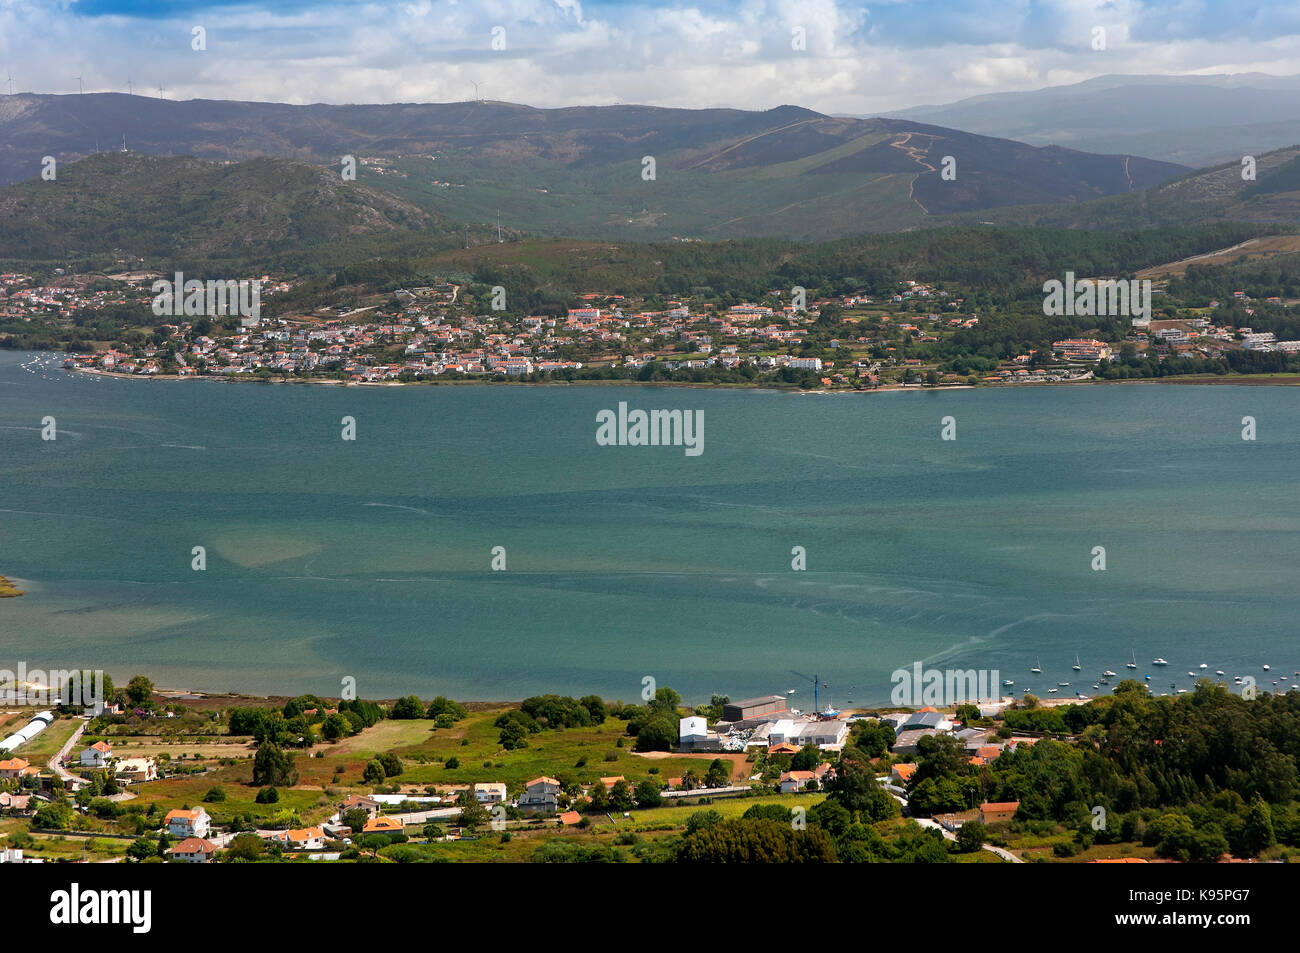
0, 93, 1186, 241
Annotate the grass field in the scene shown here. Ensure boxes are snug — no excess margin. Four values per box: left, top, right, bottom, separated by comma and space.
11, 716, 81, 763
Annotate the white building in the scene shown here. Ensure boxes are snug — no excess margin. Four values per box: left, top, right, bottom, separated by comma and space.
473, 782, 507, 804
164, 807, 211, 839
79, 741, 113, 768
679, 716, 708, 744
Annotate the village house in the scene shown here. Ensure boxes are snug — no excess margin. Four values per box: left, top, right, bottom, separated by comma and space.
167, 837, 219, 863
979, 801, 1021, 824
473, 782, 508, 804
518, 776, 561, 813
0, 757, 39, 781
361, 815, 404, 834
115, 757, 158, 783
339, 794, 381, 818
164, 807, 211, 839
79, 740, 113, 768
0, 792, 34, 814
271, 826, 327, 851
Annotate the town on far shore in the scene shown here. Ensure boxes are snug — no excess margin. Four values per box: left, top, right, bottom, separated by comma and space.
1, 670, 1292, 864
3, 267, 1297, 389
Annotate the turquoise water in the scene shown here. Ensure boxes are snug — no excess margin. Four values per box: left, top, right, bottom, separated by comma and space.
2, 350, 1298, 704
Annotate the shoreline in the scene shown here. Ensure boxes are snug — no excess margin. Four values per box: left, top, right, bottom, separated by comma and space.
61, 364, 1300, 393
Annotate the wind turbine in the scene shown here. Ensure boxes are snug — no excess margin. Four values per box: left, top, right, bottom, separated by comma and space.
471, 80, 484, 103
158, 83, 166, 98
496, 209, 503, 243
5, 70, 13, 96
74, 74, 83, 95
127, 76, 133, 96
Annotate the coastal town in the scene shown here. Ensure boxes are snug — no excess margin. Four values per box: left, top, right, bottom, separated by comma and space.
3, 268, 1295, 389
0, 671, 1293, 865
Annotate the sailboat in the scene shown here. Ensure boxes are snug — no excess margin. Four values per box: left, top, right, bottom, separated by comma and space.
1072, 656, 1081, 671
1030, 658, 1042, 674
1126, 650, 1137, 670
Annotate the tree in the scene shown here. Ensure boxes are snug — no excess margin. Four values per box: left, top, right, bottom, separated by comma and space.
676, 818, 836, 863
378, 753, 403, 778
790, 745, 822, 772
499, 719, 529, 750
955, 820, 987, 853
634, 780, 663, 808
827, 756, 899, 821
342, 808, 368, 833
223, 832, 265, 862
32, 801, 73, 830
705, 758, 731, 788
390, 695, 425, 719
255, 786, 279, 804
456, 792, 491, 830
320, 712, 352, 741
203, 785, 226, 803
649, 686, 682, 713
252, 742, 296, 787
125, 674, 155, 708
1243, 796, 1276, 856
363, 759, 387, 786
127, 836, 157, 862
426, 696, 468, 721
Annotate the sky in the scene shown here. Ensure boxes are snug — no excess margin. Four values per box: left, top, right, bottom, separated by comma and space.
1, 0, 1298, 113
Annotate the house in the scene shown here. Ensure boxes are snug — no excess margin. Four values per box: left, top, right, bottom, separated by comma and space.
779, 770, 815, 793
0, 757, 38, 780
115, 757, 158, 783
79, 740, 113, 767
0, 792, 33, 814
979, 801, 1020, 824
891, 763, 918, 784
519, 776, 561, 813
558, 810, 582, 826
767, 742, 800, 756
339, 794, 381, 818
361, 815, 404, 834
164, 807, 211, 839
598, 776, 625, 792
273, 827, 327, 851
167, 838, 219, 863
473, 782, 507, 804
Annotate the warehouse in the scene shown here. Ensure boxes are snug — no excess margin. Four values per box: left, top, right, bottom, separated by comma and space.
722, 695, 787, 723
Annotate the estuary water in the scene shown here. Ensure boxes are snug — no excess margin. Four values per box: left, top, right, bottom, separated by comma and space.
2, 350, 1298, 705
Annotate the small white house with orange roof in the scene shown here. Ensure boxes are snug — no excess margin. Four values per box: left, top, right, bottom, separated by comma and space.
164, 807, 211, 839
271, 826, 327, 850
167, 837, 219, 863
79, 740, 113, 768
361, 815, 404, 834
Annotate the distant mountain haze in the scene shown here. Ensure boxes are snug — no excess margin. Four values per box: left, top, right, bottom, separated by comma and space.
883, 73, 1300, 167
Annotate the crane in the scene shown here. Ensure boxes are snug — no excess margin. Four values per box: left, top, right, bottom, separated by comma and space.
789, 670, 828, 718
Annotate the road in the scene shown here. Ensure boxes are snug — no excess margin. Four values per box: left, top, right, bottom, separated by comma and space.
882, 775, 1024, 863
47, 717, 89, 788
